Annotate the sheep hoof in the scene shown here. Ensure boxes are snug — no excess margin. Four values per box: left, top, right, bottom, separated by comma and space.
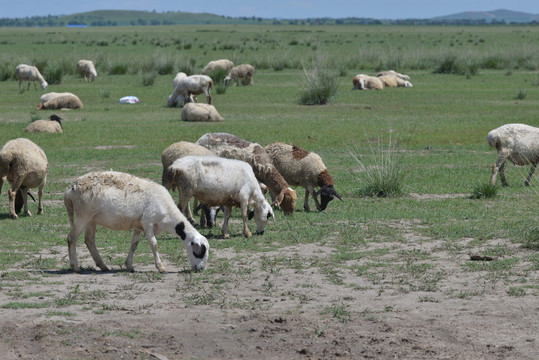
223, 234, 230, 240
9, 213, 18, 220
157, 266, 167, 273
244, 231, 252, 238
37, 209, 43, 215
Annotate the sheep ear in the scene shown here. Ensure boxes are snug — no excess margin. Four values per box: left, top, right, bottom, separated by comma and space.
175, 222, 186, 240
248, 209, 255, 220
272, 189, 285, 207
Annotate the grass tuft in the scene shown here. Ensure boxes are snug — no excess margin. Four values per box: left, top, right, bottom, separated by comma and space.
469, 182, 498, 199
298, 53, 338, 105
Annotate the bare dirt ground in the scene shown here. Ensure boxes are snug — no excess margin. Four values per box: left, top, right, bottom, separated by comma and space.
0, 230, 537, 360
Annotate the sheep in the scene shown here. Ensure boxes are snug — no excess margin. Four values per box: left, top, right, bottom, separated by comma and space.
167, 74, 213, 107
0, 138, 48, 219
487, 123, 539, 186
265, 142, 342, 212
352, 74, 384, 90
77, 60, 97, 82
16, 64, 48, 91
64, 171, 209, 273
169, 72, 195, 106
36, 93, 83, 110
202, 59, 234, 75
161, 141, 219, 226
25, 114, 63, 133
40, 92, 73, 103
168, 156, 274, 239
378, 75, 413, 88
377, 70, 411, 81
181, 102, 224, 122
224, 64, 255, 86
196, 133, 297, 215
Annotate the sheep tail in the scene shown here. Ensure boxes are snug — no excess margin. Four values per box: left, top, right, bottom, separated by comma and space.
209, 79, 214, 90
64, 195, 75, 228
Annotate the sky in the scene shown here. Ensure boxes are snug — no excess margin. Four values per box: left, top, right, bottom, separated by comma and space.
3, 0, 539, 20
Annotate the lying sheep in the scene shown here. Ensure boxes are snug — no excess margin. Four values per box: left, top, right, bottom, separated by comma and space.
36, 93, 83, 110
377, 70, 411, 81
265, 142, 342, 211
161, 141, 219, 226
77, 60, 97, 82
202, 59, 234, 75
181, 103, 224, 122
25, 114, 63, 133
196, 133, 297, 215
167, 74, 213, 107
64, 171, 209, 273
487, 123, 539, 186
16, 64, 48, 91
0, 138, 48, 219
224, 64, 255, 86
352, 74, 384, 90
169, 156, 274, 239
378, 75, 413, 88
40, 92, 72, 103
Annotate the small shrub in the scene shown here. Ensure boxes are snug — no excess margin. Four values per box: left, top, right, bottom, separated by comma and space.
215, 82, 227, 94
298, 54, 339, 105
515, 89, 527, 100
44, 64, 63, 85
208, 68, 228, 85
523, 226, 539, 250
108, 62, 128, 75
349, 133, 405, 198
141, 70, 157, 87
470, 182, 498, 199
434, 55, 463, 74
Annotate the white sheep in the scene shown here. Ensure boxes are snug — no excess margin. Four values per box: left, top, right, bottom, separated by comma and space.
167, 74, 213, 107
224, 64, 255, 86
36, 93, 83, 110
352, 74, 384, 90
181, 103, 224, 122
25, 114, 63, 133
161, 141, 218, 226
202, 59, 234, 75
16, 64, 48, 91
487, 123, 539, 186
378, 75, 413, 88
77, 60, 97, 82
196, 133, 297, 215
265, 142, 342, 212
40, 92, 72, 103
0, 138, 48, 219
170, 72, 194, 106
169, 156, 274, 239
64, 171, 209, 273
377, 70, 411, 81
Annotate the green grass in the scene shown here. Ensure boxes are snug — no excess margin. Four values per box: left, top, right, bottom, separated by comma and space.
0, 24, 537, 301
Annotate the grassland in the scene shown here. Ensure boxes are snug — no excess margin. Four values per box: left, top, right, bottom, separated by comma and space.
0, 25, 538, 359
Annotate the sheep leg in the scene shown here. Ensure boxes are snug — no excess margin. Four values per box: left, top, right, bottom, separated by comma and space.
525, 164, 536, 186
303, 189, 311, 212
241, 202, 252, 238
84, 221, 110, 271
7, 187, 19, 219
222, 206, 232, 239
490, 158, 508, 186
36, 184, 44, 215
498, 162, 508, 186
143, 226, 166, 273
204, 89, 211, 105
178, 192, 196, 226
67, 221, 86, 272
125, 230, 142, 272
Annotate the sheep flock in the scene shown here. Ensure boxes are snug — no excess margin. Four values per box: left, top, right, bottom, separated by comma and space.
3, 54, 538, 276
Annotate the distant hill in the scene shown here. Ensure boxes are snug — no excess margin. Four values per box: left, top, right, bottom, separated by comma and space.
433, 9, 539, 23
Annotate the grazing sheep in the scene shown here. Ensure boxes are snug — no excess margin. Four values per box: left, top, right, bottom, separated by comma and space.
25, 114, 63, 133
170, 72, 195, 106
0, 138, 48, 219
265, 142, 342, 211
36, 93, 83, 110
16, 64, 48, 91
202, 59, 234, 75
378, 75, 413, 88
487, 123, 539, 186
196, 133, 297, 215
377, 70, 411, 81
77, 60, 97, 82
352, 74, 384, 90
181, 103, 224, 122
169, 156, 274, 239
167, 74, 213, 107
224, 64, 255, 86
64, 171, 209, 273
161, 141, 218, 226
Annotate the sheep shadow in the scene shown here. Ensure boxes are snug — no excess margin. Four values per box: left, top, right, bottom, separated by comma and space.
39, 267, 195, 276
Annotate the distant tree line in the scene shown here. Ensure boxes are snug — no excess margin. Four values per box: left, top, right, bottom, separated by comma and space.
0, 14, 536, 28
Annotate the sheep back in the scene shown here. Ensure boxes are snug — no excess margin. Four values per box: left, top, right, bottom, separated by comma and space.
181, 103, 224, 122
202, 59, 234, 75
38, 94, 83, 110
25, 120, 63, 133
487, 123, 539, 166
0, 138, 49, 190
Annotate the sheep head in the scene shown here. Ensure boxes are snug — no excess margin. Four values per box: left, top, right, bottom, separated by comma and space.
176, 222, 209, 271
314, 185, 343, 211
273, 187, 297, 215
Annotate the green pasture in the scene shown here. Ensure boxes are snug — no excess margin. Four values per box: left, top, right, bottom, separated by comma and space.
0, 24, 537, 277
